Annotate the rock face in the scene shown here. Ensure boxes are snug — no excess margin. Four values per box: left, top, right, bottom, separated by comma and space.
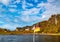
34, 14, 60, 33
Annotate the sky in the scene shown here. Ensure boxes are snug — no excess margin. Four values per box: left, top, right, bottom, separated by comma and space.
0, 0, 60, 30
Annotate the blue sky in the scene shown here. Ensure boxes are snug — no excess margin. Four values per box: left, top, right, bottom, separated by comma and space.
0, 0, 60, 30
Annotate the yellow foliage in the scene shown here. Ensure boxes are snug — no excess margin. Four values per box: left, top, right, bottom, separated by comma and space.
34, 27, 40, 32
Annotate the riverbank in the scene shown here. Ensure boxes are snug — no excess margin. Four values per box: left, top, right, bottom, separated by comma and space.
0, 33, 60, 36
34, 33, 60, 36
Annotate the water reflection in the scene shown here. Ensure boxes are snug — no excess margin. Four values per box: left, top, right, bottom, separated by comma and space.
0, 35, 33, 42
0, 35, 60, 42
35, 35, 60, 42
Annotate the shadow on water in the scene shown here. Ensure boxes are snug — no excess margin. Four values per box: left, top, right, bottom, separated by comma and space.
0, 35, 60, 42
35, 35, 60, 42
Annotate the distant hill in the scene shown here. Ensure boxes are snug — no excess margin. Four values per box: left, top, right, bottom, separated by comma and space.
17, 14, 60, 33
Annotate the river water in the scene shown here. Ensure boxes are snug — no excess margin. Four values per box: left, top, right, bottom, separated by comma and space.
0, 34, 60, 42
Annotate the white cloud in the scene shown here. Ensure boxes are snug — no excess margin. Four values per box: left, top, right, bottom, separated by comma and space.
27, 3, 33, 6
9, 8, 17, 12
0, 24, 22, 30
0, 0, 10, 5
21, 8, 41, 15
22, 0, 26, 10
22, 0, 34, 10
47, 0, 55, 2
50, 0, 60, 7
8, 5, 17, 8
14, 19, 19, 23
21, 0, 60, 22
30, 16, 41, 21
0, 24, 14, 30
42, 15, 46, 19
20, 14, 42, 22
21, 15, 31, 22
41, 3, 60, 20
13, 0, 21, 4
19, 7, 42, 22
37, 2, 46, 7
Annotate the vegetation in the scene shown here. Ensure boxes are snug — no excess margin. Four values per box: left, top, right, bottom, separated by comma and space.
37, 14, 60, 33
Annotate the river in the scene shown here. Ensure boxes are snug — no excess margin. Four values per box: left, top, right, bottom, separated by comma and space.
0, 34, 60, 42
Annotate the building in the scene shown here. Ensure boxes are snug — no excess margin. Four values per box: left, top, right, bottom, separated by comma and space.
25, 28, 29, 31
32, 24, 40, 32
16, 27, 25, 31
